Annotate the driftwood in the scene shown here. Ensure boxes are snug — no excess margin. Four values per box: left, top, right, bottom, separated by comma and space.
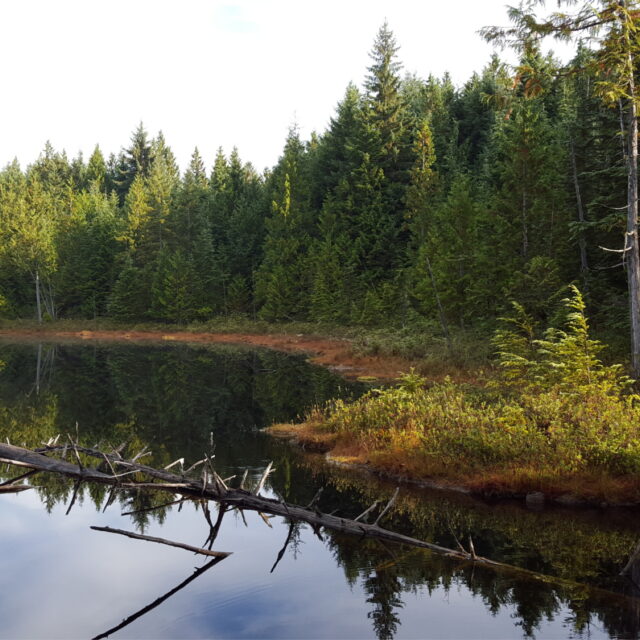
0, 441, 488, 564
1, 439, 640, 605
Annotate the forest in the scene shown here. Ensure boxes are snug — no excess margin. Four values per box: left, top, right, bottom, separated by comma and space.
0, 13, 636, 366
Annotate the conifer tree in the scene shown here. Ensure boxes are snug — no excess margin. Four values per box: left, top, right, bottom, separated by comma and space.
482, 0, 640, 374
115, 122, 153, 202
55, 187, 119, 317
86, 145, 107, 193
365, 21, 409, 184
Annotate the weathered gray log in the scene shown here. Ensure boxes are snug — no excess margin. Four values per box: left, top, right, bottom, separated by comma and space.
90, 526, 231, 558
0, 442, 113, 480
0, 442, 480, 563
1, 440, 639, 605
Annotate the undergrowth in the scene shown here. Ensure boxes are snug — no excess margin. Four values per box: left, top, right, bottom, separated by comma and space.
300, 287, 640, 499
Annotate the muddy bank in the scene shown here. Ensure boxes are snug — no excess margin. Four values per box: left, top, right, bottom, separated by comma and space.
267, 423, 640, 510
0, 328, 411, 381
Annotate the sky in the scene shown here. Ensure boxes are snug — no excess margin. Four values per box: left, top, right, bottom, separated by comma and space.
0, 0, 572, 174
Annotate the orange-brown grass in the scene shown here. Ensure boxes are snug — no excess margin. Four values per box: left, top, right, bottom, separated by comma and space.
269, 369, 640, 506
274, 420, 640, 504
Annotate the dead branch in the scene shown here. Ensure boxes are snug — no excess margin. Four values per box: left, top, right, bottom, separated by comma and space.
0, 484, 34, 494
121, 497, 190, 517
254, 461, 274, 495
90, 526, 231, 558
0, 469, 38, 487
374, 487, 399, 526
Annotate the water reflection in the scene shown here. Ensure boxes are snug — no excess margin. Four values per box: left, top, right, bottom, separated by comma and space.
0, 340, 639, 639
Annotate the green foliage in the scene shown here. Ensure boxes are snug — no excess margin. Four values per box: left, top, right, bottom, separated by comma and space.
0, 17, 636, 357
494, 286, 633, 395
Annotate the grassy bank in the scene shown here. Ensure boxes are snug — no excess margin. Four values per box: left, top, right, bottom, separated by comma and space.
0, 317, 489, 381
268, 289, 640, 506
269, 376, 640, 505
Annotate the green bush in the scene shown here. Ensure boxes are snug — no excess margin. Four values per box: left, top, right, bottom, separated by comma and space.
314, 287, 640, 481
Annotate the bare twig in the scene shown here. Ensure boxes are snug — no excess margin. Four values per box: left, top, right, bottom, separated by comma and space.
164, 458, 184, 472
373, 488, 400, 527
354, 500, 381, 523
306, 487, 324, 510
254, 461, 274, 496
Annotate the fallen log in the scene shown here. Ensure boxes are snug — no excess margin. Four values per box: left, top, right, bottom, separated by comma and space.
0, 441, 474, 562
0, 440, 638, 605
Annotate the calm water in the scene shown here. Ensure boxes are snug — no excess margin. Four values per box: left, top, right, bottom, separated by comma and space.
0, 340, 639, 640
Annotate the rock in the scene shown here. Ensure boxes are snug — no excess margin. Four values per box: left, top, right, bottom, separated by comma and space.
525, 491, 545, 508
554, 493, 587, 507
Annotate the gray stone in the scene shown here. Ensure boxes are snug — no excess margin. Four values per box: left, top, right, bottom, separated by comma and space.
554, 493, 586, 507
525, 491, 545, 507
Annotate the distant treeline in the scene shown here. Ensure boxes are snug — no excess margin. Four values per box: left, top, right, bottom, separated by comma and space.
0, 24, 629, 337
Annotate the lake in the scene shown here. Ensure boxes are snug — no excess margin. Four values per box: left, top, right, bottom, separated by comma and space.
0, 340, 638, 639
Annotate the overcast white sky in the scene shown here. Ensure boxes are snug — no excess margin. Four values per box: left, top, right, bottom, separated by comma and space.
0, 0, 570, 174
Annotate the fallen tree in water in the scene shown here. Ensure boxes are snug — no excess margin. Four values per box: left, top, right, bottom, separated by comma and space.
1, 438, 639, 607
0, 440, 488, 563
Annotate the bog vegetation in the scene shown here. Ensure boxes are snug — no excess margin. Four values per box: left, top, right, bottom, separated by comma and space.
291, 287, 640, 499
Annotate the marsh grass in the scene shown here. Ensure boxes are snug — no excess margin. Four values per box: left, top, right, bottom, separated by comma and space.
276, 289, 640, 502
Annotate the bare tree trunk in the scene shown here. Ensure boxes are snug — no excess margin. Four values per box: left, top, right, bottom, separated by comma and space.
570, 139, 589, 279
47, 282, 56, 320
34, 271, 42, 324
35, 343, 42, 395
425, 253, 452, 352
625, 72, 640, 377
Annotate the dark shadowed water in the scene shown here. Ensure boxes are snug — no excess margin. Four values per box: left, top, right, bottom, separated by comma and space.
0, 340, 639, 640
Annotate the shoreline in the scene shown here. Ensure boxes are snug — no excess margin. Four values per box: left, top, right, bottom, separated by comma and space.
266, 423, 640, 509
0, 327, 413, 382
4, 325, 637, 509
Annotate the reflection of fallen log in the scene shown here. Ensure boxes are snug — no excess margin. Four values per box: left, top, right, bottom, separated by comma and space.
0, 468, 38, 493
92, 556, 227, 640
0, 484, 33, 494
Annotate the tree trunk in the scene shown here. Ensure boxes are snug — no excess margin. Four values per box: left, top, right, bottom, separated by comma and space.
425, 253, 452, 352
570, 139, 589, 279
625, 74, 640, 377
34, 271, 42, 324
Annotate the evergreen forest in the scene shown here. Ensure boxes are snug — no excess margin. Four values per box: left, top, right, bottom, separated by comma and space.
0, 19, 636, 362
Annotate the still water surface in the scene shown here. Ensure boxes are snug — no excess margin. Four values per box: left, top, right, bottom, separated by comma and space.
0, 340, 638, 639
